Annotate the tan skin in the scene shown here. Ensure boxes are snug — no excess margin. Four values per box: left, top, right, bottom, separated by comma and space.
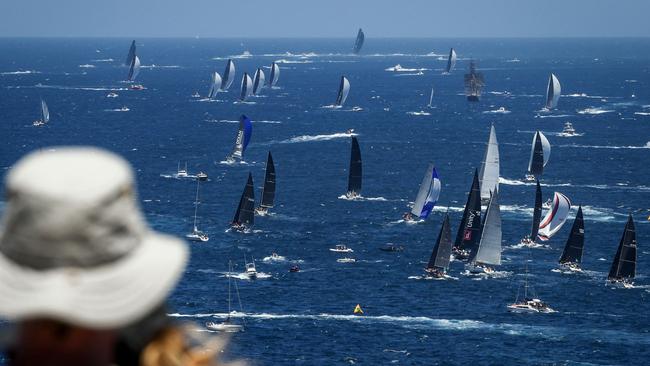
9, 319, 117, 366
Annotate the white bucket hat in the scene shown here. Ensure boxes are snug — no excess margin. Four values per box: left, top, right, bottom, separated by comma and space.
0, 147, 188, 329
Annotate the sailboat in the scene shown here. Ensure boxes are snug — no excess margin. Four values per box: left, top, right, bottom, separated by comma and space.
268, 62, 280, 87
124, 40, 136, 66
466, 189, 502, 274
464, 60, 484, 102
607, 215, 637, 288
32, 99, 50, 126
221, 59, 236, 90
207, 72, 222, 99
508, 264, 555, 313
206, 261, 244, 332
427, 87, 434, 108
345, 136, 362, 199
239, 72, 253, 101
537, 192, 571, 241
558, 206, 585, 272
335, 76, 350, 107
525, 131, 551, 181
453, 169, 482, 260
252, 68, 265, 95
425, 214, 453, 279
445, 48, 457, 74
226, 115, 253, 163
544, 73, 561, 110
403, 163, 441, 222
127, 55, 141, 82
519, 180, 543, 247
255, 151, 276, 216
478, 124, 500, 203
186, 180, 209, 242
352, 28, 365, 54
231, 173, 255, 232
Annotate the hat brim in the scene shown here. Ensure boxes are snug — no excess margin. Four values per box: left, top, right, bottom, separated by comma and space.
0, 232, 188, 329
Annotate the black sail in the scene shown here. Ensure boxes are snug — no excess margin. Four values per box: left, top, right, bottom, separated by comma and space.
232, 173, 255, 227
347, 137, 362, 195
529, 132, 544, 176
530, 180, 543, 239
454, 169, 482, 251
352, 28, 365, 54
428, 214, 453, 270
608, 215, 637, 281
559, 206, 585, 264
125, 40, 136, 66
260, 152, 276, 208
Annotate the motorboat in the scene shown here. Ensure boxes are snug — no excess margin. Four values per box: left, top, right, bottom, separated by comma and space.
119, 106, 130, 112
337, 257, 356, 263
106, 92, 119, 98
245, 261, 257, 279
206, 318, 242, 332
129, 84, 145, 90
561, 122, 578, 136
191, 91, 201, 98
330, 244, 353, 253
196, 171, 208, 181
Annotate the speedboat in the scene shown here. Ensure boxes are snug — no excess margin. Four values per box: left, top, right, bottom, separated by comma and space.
507, 298, 556, 313
175, 163, 189, 178
380, 243, 404, 252
561, 122, 578, 136
191, 91, 201, 98
524, 173, 536, 182
337, 257, 356, 263
289, 265, 300, 272
106, 92, 119, 98
196, 171, 208, 181
330, 244, 353, 253
351, 106, 363, 112
186, 227, 209, 242
119, 106, 130, 112
245, 262, 257, 279
129, 84, 145, 90
206, 318, 242, 332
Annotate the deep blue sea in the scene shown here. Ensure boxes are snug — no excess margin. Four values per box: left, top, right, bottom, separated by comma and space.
1, 38, 650, 365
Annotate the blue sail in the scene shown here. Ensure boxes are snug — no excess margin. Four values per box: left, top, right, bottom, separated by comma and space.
229, 115, 253, 161
420, 167, 441, 218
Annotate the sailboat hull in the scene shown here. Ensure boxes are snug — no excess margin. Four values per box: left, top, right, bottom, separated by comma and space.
467, 95, 480, 102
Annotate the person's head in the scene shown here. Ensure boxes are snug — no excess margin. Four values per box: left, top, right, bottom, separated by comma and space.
0, 147, 189, 365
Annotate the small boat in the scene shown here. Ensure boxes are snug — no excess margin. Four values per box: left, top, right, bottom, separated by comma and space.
186, 180, 209, 242
129, 84, 144, 90
174, 162, 189, 178
466, 189, 502, 275
221, 59, 236, 90
353, 304, 364, 315
226, 115, 253, 163
330, 244, 353, 253
33, 99, 49, 126
518, 180, 543, 247
453, 169, 482, 260
231, 173, 255, 232
607, 215, 637, 288
508, 265, 555, 313
352, 28, 365, 54
335, 76, 351, 107
346, 128, 355, 135
191, 91, 201, 98
255, 152, 276, 216
525, 131, 551, 181
205, 261, 243, 332
478, 124, 500, 203
267, 62, 280, 87
106, 92, 119, 98
544, 73, 561, 110
289, 265, 300, 273
351, 106, 363, 112
445, 48, 457, 74
538, 192, 572, 241
196, 171, 208, 181
337, 257, 356, 263
561, 122, 578, 136
424, 214, 453, 279
345, 137, 362, 199
245, 260, 257, 279
119, 106, 130, 112
403, 163, 441, 222
558, 206, 585, 272
380, 243, 404, 252
464, 60, 484, 102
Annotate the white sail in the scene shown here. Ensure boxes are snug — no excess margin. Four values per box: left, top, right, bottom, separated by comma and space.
410, 163, 441, 219
428, 87, 434, 107
268, 62, 280, 86
208, 72, 222, 98
527, 131, 551, 174
221, 59, 236, 90
540, 131, 551, 166
252, 68, 265, 95
335, 76, 350, 106
41, 100, 49, 123
128, 55, 141, 81
446, 48, 457, 73
545, 73, 561, 109
478, 125, 500, 202
472, 190, 502, 266
239, 73, 253, 101
538, 192, 571, 241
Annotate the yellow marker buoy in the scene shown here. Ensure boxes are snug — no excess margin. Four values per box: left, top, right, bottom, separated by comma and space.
353, 304, 364, 315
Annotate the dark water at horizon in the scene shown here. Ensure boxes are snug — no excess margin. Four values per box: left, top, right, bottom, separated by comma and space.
1, 38, 650, 365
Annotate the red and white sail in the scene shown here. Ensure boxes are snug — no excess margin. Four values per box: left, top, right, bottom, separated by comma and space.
538, 192, 571, 241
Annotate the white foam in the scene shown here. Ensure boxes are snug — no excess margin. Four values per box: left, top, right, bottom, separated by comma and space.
385, 64, 428, 72
274, 59, 313, 64
278, 132, 355, 144
406, 111, 431, 116
577, 107, 614, 115
78, 64, 95, 68
483, 108, 510, 114
634, 112, 650, 116
91, 58, 114, 62
0, 70, 40, 75
140, 64, 181, 69
262, 255, 286, 262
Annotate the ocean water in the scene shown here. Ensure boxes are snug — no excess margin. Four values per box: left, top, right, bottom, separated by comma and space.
1, 38, 650, 365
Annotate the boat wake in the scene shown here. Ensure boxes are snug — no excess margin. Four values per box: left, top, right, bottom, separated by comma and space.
535, 114, 572, 119
104, 108, 130, 112
30, 84, 128, 91
276, 132, 356, 144
274, 59, 313, 64
338, 195, 388, 201
408, 274, 458, 280
91, 58, 114, 62
207, 119, 281, 124
78, 64, 95, 68
461, 270, 512, 279
384, 64, 428, 72
140, 64, 181, 69
557, 143, 650, 150
635, 112, 650, 116
483, 108, 510, 114
217, 159, 251, 166
0, 70, 40, 75
577, 107, 615, 115
223, 272, 272, 280
508, 241, 550, 250
406, 111, 431, 116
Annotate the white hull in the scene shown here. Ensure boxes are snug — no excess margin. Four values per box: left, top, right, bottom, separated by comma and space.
206, 321, 243, 332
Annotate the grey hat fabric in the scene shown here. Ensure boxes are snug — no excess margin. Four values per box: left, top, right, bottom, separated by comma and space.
0, 147, 188, 328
